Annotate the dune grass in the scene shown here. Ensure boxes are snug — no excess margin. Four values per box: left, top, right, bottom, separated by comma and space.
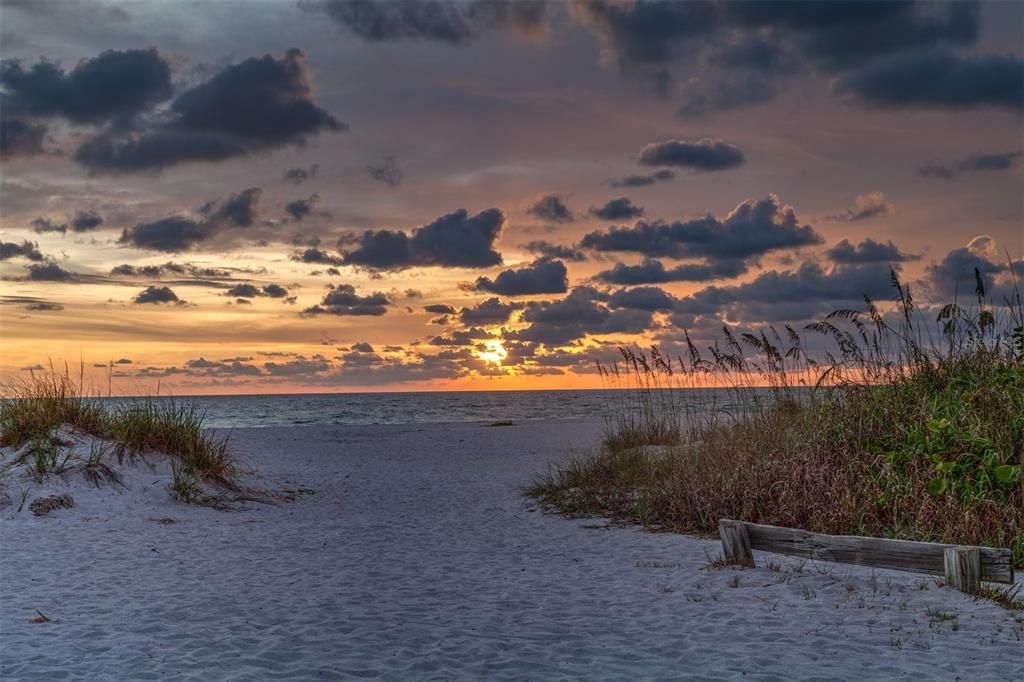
528, 270, 1024, 567
0, 364, 235, 503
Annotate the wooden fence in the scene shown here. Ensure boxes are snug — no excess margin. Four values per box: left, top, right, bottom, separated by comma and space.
718, 519, 1015, 594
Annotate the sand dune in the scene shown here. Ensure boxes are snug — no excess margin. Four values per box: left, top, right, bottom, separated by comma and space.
2, 419, 1021, 679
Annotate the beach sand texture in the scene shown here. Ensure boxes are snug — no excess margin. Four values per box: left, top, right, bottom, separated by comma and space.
2, 419, 1022, 679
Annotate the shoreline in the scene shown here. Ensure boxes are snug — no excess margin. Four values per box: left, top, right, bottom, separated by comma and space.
2, 419, 1022, 679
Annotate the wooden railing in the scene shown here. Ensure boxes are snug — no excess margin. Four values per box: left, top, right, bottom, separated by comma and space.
718, 519, 1015, 594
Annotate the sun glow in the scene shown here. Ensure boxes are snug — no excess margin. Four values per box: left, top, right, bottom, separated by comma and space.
476, 340, 508, 366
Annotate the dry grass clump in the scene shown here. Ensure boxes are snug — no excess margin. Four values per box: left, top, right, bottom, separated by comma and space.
529, 270, 1024, 566
0, 364, 235, 505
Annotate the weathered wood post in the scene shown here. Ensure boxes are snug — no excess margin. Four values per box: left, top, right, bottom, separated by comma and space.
943, 546, 981, 594
719, 519, 755, 568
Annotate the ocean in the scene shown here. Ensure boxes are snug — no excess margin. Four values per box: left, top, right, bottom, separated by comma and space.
99, 388, 759, 429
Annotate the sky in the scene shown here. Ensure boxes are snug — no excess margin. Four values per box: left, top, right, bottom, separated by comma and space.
0, 0, 1022, 395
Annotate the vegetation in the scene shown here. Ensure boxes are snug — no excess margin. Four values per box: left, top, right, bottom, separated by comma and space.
528, 269, 1024, 567
0, 364, 236, 505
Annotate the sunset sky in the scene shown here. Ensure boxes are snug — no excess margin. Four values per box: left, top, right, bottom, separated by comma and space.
1, 0, 1021, 394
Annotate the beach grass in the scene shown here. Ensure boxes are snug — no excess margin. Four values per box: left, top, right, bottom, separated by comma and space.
528, 269, 1024, 567
0, 363, 235, 502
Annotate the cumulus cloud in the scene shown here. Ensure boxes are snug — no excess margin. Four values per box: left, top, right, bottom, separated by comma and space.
589, 197, 643, 221
1, 48, 173, 125
923, 236, 1012, 299
366, 155, 403, 186
132, 285, 182, 304
25, 262, 75, 281
423, 303, 456, 314
522, 240, 586, 262
119, 188, 262, 251
609, 169, 674, 187
285, 193, 320, 221
918, 150, 1022, 181
458, 297, 524, 324
827, 192, 894, 222
109, 262, 236, 279
74, 49, 344, 173
526, 194, 575, 223
291, 247, 345, 266
0, 239, 46, 261
341, 207, 505, 270
594, 257, 747, 285
826, 238, 919, 264
315, 0, 548, 44
507, 286, 655, 346
580, 194, 822, 262
0, 119, 47, 159
302, 283, 391, 315
838, 50, 1023, 112
226, 283, 292, 300
473, 257, 568, 296
30, 210, 104, 234
637, 138, 745, 171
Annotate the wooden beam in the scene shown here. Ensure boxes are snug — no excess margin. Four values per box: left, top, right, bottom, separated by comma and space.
944, 546, 981, 594
718, 519, 755, 568
720, 519, 1014, 585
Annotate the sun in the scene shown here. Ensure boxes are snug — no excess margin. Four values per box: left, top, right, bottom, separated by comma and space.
476, 340, 508, 366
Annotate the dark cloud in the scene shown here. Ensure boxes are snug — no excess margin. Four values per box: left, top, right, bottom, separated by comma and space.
284, 163, 319, 184
0, 118, 47, 159
316, 0, 548, 44
119, 188, 262, 251
507, 286, 655, 346
673, 261, 901, 323
838, 50, 1023, 112
609, 169, 675, 187
826, 238, 920, 264
607, 286, 676, 311
522, 240, 587, 262
301, 283, 391, 316
429, 327, 494, 346
226, 283, 292, 299
1, 48, 172, 124
571, 0, 720, 67
580, 195, 822, 261
341, 207, 504, 270
25, 262, 75, 281
589, 197, 643, 221
458, 296, 524, 324
827, 192, 894, 222
474, 257, 568, 296
594, 257, 747, 285
292, 247, 345, 266
709, 36, 798, 73
918, 150, 1022, 180
132, 285, 182, 304
366, 155, 403, 186
923, 237, 1009, 299
74, 49, 344, 173
526, 194, 575, 223
110, 262, 236, 279
423, 303, 456, 314
30, 210, 104, 234
638, 138, 745, 171
71, 210, 104, 232
285, 193, 320, 221
0, 240, 45, 261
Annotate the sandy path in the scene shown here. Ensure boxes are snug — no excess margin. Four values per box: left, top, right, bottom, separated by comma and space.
1, 419, 1021, 680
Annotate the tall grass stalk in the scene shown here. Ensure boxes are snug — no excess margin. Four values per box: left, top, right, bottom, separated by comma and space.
530, 269, 1024, 566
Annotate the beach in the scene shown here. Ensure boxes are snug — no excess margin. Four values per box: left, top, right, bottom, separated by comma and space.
2, 418, 1022, 680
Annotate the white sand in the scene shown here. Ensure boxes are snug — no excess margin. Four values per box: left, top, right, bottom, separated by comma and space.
1, 418, 1021, 680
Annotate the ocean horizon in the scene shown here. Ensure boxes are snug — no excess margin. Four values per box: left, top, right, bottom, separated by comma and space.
96, 387, 761, 429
